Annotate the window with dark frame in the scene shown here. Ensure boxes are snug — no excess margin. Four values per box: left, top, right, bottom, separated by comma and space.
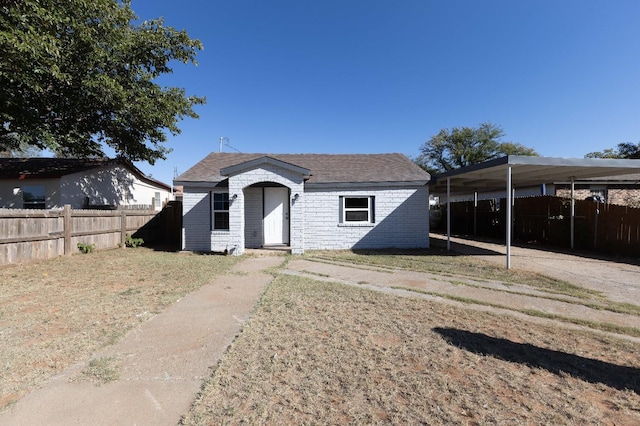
212, 192, 230, 230
22, 185, 46, 209
342, 196, 374, 223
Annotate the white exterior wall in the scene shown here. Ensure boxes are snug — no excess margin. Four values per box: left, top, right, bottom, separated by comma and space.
441, 184, 550, 203
244, 186, 263, 248
0, 178, 61, 209
181, 187, 234, 252
302, 185, 430, 250
0, 165, 170, 210
227, 164, 305, 255
60, 165, 171, 210
181, 168, 430, 254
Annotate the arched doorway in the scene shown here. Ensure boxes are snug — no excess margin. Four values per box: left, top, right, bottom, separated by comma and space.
244, 182, 291, 248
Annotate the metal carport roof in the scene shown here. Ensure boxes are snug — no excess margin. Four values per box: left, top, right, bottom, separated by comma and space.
429, 155, 640, 268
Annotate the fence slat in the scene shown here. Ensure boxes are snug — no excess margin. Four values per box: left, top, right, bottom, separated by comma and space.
434, 195, 640, 257
0, 202, 181, 266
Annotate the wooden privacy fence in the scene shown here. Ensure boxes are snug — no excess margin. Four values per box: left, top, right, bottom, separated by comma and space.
0, 201, 182, 266
437, 195, 640, 257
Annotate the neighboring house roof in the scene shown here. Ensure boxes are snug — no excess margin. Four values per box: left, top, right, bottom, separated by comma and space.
175, 153, 430, 186
0, 157, 171, 191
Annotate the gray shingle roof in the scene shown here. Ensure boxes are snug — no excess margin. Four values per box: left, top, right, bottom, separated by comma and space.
0, 157, 171, 190
0, 157, 120, 178
175, 153, 430, 185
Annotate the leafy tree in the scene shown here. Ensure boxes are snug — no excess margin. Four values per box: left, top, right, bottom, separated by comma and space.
0, 140, 43, 158
0, 0, 205, 164
417, 123, 538, 174
585, 142, 640, 159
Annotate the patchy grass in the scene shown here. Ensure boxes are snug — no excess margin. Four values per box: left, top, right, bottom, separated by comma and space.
392, 285, 640, 337
182, 274, 640, 425
0, 248, 238, 409
307, 249, 640, 318
75, 357, 120, 385
307, 249, 603, 300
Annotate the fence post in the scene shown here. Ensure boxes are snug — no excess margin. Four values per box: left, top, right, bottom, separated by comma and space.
121, 210, 127, 248
63, 204, 72, 255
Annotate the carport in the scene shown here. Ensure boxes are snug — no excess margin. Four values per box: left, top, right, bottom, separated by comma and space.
430, 155, 640, 269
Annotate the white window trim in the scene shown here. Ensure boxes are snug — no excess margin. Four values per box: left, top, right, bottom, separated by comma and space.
211, 192, 230, 231
342, 196, 373, 224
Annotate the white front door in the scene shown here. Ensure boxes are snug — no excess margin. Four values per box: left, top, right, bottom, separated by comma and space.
263, 187, 289, 245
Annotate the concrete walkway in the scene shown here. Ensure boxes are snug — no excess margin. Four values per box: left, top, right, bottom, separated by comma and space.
0, 256, 283, 426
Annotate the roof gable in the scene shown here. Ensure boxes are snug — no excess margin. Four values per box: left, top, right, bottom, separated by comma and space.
220, 156, 311, 178
176, 153, 430, 185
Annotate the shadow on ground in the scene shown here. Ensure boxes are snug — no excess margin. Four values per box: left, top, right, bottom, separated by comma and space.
434, 328, 640, 395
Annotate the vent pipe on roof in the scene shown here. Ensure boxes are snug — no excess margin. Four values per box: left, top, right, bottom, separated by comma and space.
219, 136, 229, 153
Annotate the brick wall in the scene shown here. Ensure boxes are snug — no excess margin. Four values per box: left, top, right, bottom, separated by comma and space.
302, 186, 430, 250
182, 187, 232, 252
555, 188, 591, 201
228, 164, 305, 255
244, 186, 263, 248
183, 168, 430, 254
555, 186, 640, 207
608, 188, 640, 207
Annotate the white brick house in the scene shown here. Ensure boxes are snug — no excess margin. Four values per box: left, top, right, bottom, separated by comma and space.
175, 153, 431, 255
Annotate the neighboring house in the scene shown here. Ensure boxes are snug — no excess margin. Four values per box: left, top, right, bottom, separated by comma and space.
0, 158, 172, 211
553, 174, 640, 207
175, 153, 431, 255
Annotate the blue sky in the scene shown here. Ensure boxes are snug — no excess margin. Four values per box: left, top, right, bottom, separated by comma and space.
128, 0, 640, 184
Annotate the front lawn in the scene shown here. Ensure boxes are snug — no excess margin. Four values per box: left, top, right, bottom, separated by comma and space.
0, 248, 238, 409
182, 273, 640, 425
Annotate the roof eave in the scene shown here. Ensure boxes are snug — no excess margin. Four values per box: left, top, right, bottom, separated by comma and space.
174, 179, 228, 188
305, 180, 430, 189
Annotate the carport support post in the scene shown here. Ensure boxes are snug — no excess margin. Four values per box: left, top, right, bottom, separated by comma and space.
570, 177, 575, 250
506, 166, 512, 269
473, 191, 478, 236
446, 177, 451, 251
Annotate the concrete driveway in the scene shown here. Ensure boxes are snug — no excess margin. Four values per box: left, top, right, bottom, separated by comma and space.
429, 233, 640, 305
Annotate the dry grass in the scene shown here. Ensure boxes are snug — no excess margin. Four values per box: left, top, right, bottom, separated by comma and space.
0, 248, 238, 409
309, 249, 601, 299
3, 246, 639, 423
308, 249, 640, 319
183, 274, 640, 425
